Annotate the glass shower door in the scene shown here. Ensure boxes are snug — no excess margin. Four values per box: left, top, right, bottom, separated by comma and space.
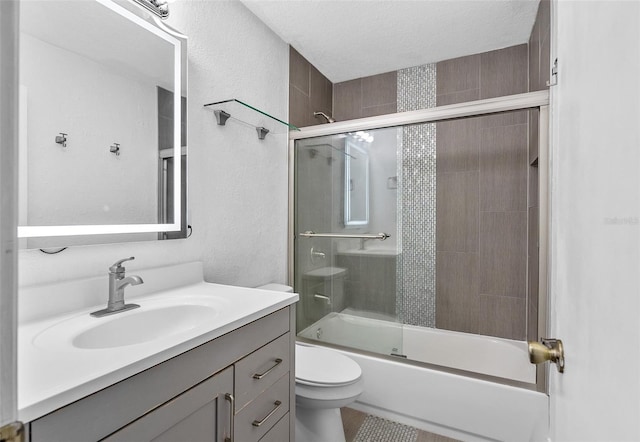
294, 129, 404, 357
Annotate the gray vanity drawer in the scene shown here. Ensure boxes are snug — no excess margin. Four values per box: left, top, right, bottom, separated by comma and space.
235, 372, 290, 442
259, 413, 290, 442
235, 332, 290, 412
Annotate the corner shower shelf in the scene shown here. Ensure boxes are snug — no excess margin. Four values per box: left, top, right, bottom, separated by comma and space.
203, 98, 299, 139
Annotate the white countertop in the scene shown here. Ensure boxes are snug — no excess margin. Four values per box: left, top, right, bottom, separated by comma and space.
18, 264, 298, 423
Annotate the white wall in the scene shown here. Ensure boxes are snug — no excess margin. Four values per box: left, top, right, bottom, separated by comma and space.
19, 0, 289, 290
167, 0, 289, 287
550, 1, 640, 440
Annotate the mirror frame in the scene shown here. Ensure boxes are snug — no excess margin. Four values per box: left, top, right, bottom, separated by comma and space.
17, 0, 185, 240
344, 141, 369, 227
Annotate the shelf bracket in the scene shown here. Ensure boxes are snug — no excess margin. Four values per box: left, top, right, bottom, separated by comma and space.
256, 126, 269, 140
214, 110, 231, 126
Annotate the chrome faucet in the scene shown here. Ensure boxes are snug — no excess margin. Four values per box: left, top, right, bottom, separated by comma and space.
91, 257, 144, 317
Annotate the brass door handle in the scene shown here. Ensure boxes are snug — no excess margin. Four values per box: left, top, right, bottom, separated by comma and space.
528, 338, 565, 373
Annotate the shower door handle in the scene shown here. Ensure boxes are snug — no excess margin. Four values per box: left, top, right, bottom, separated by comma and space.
299, 231, 390, 240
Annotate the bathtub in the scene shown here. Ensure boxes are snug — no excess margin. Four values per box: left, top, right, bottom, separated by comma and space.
299, 312, 548, 441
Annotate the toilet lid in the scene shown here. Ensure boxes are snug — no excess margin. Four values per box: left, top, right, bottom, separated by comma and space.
296, 344, 362, 386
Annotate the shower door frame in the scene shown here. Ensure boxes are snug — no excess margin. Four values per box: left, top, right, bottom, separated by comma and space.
288, 90, 551, 392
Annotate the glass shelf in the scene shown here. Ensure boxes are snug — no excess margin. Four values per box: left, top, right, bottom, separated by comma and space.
203, 99, 299, 138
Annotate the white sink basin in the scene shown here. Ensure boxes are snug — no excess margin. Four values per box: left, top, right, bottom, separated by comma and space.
73, 305, 217, 349
33, 295, 223, 350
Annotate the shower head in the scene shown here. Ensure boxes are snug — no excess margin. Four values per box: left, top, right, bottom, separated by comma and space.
314, 111, 336, 123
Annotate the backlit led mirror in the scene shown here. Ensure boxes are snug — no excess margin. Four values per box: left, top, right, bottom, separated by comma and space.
17, 0, 187, 248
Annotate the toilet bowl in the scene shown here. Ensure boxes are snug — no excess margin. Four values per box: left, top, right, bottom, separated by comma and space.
295, 343, 363, 442
256, 283, 364, 442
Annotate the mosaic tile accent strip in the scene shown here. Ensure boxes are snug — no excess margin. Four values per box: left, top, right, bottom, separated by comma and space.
396, 64, 437, 328
354, 415, 418, 442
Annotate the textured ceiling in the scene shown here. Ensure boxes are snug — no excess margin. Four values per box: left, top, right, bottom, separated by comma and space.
241, 0, 540, 83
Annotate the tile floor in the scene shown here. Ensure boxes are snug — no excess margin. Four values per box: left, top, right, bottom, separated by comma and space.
341, 408, 459, 442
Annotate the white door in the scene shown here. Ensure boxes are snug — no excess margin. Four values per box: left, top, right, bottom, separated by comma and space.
0, 0, 20, 436
549, 0, 640, 440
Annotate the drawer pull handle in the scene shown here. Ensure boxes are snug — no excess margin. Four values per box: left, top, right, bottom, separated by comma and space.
252, 400, 282, 427
224, 393, 235, 442
253, 358, 283, 379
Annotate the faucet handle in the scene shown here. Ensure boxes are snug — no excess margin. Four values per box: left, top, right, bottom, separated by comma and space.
109, 256, 135, 273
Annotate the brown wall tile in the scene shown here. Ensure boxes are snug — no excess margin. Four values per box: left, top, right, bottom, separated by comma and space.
529, 109, 539, 164
361, 71, 397, 108
527, 301, 538, 342
480, 44, 528, 99
528, 206, 539, 311
529, 0, 551, 91
435, 44, 530, 339
538, 0, 551, 41
436, 252, 480, 334
289, 84, 311, 129
337, 254, 397, 316
478, 294, 526, 340
436, 171, 479, 253
479, 124, 528, 212
289, 46, 334, 128
436, 54, 480, 95
479, 211, 527, 298
334, 71, 398, 121
436, 117, 480, 173
529, 164, 539, 209
480, 110, 528, 129
436, 89, 480, 106
333, 79, 363, 121
290, 47, 309, 95
539, 32, 551, 89
362, 103, 397, 118
310, 65, 332, 115
529, 22, 540, 92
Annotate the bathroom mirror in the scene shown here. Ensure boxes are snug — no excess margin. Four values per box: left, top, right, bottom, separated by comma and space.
17, 0, 187, 248
344, 141, 369, 227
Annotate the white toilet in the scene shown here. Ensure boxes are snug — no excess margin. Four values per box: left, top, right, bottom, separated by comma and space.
257, 283, 364, 442
295, 343, 364, 442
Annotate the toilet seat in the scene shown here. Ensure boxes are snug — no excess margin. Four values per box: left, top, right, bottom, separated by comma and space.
296, 344, 362, 387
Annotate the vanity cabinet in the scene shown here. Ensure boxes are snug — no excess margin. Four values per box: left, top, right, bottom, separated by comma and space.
28, 306, 295, 442
104, 367, 234, 441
